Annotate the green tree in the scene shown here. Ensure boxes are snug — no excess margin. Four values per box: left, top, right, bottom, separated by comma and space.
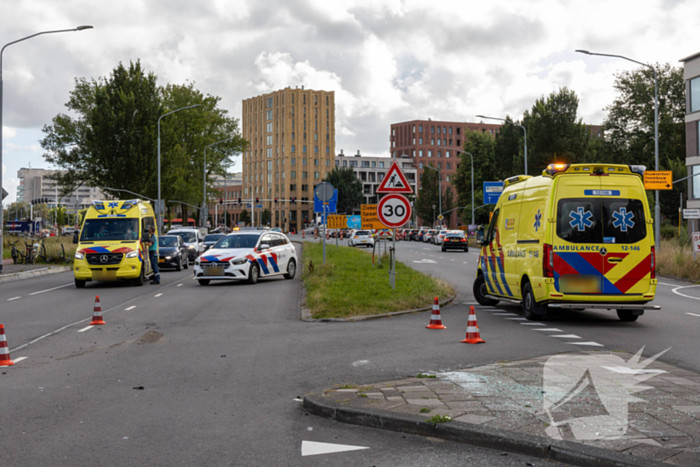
443, 186, 456, 228
261, 209, 271, 226
42, 60, 163, 199
603, 63, 686, 221
415, 163, 440, 226
522, 87, 591, 171
453, 129, 497, 225
324, 167, 363, 214
493, 117, 522, 179
239, 209, 250, 225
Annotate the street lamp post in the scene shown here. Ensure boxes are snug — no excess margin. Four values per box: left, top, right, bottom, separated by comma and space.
432, 204, 436, 227
575, 49, 660, 251
476, 114, 527, 175
202, 137, 233, 228
0, 25, 92, 273
157, 104, 201, 233
439, 146, 474, 226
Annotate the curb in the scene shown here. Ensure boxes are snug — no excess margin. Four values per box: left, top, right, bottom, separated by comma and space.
300, 294, 456, 322
303, 391, 663, 467
0, 266, 72, 284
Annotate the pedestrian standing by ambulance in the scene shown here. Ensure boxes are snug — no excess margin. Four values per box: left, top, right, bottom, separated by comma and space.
146, 225, 160, 284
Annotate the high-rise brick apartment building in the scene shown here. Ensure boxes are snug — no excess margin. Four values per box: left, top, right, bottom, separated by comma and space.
242, 87, 335, 232
389, 119, 500, 226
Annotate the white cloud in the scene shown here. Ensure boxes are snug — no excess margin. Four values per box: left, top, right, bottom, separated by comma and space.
2, 126, 17, 139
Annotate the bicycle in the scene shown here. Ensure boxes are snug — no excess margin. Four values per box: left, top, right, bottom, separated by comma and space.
10, 240, 25, 264
35, 239, 48, 263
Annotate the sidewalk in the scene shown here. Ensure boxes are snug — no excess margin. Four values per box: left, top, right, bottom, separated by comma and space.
305, 350, 700, 466
0, 261, 71, 283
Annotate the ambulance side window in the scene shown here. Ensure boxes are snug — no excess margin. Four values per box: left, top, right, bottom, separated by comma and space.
485, 209, 500, 245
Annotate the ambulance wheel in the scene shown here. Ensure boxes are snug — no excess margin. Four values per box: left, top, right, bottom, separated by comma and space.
133, 266, 145, 286
74, 279, 86, 288
617, 309, 640, 322
284, 259, 296, 280
248, 263, 260, 284
198, 279, 210, 286
473, 274, 499, 306
522, 282, 547, 320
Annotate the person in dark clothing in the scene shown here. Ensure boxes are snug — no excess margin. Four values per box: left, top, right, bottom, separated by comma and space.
147, 226, 160, 284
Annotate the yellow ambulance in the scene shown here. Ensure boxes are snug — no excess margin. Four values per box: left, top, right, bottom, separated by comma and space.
474, 164, 659, 321
73, 199, 157, 288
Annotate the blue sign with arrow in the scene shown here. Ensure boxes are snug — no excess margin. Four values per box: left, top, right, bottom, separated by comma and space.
483, 181, 504, 204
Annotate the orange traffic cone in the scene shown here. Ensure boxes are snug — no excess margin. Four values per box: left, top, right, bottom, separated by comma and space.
426, 297, 447, 330
0, 324, 15, 366
461, 306, 485, 344
90, 296, 106, 325
302, 230, 306, 239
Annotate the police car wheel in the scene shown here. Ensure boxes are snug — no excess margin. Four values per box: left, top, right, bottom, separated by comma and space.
284, 259, 296, 280
474, 274, 499, 306
522, 282, 547, 320
248, 263, 260, 284
617, 309, 640, 322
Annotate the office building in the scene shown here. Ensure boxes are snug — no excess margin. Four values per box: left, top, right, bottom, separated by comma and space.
681, 51, 700, 233
242, 86, 336, 232
16, 168, 103, 215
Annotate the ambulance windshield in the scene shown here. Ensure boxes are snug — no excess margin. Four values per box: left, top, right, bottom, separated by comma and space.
557, 198, 646, 244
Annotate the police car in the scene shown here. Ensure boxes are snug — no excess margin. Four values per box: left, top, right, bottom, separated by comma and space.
193, 231, 297, 285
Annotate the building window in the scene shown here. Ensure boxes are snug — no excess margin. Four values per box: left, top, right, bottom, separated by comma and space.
412, 150, 416, 158
326, 159, 330, 166
419, 150, 423, 157
413, 138, 416, 144
267, 148, 272, 158
266, 110, 273, 120
266, 135, 272, 145
291, 171, 296, 178
446, 163, 451, 170
456, 128, 461, 135
335, 160, 339, 167
266, 122, 273, 133
419, 125, 423, 132
693, 165, 700, 199
446, 175, 450, 182
437, 150, 441, 158
302, 171, 308, 179
431, 126, 435, 133
362, 161, 369, 167
419, 162, 423, 169
266, 97, 273, 108
326, 147, 330, 154
372, 161, 376, 167
314, 146, 318, 153
449, 127, 453, 135
412, 125, 415, 133
291, 158, 296, 166
691, 77, 700, 113
428, 150, 432, 157
437, 127, 441, 134
456, 139, 461, 147
303, 145, 307, 153
303, 158, 307, 166
314, 172, 319, 179
314, 159, 319, 166
302, 184, 308, 191
379, 161, 384, 168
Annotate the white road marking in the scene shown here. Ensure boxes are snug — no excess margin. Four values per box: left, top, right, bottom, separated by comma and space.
550, 334, 581, 339
568, 342, 604, 347
1, 356, 27, 367
301, 441, 369, 457
520, 323, 547, 326
351, 360, 369, 367
463, 262, 468, 264
657, 282, 679, 287
29, 283, 72, 296
8, 296, 20, 301
505, 318, 527, 321
462, 302, 478, 305
177, 284, 183, 287
125, 306, 136, 311
492, 313, 518, 316
77, 325, 94, 333
413, 259, 437, 264
533, 328, 563, 332
672, 285, 700, 301
687, 313, 700, 318
154, 293, 163, 297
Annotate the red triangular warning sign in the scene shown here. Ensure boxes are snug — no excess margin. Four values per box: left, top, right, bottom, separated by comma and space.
377, 161, 413, 193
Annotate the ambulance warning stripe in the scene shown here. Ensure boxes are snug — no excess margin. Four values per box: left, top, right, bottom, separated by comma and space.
614, 254, 651, 294
494, 230, 513, 297
554, 252, 650, 294
486, 246, 504, 296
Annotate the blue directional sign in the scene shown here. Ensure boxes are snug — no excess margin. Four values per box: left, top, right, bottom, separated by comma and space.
483, 181, 505, 205
314, 189, 338, 214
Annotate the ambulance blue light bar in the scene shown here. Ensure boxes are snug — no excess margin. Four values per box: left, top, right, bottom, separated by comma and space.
629, 165, 646, 176
544, 163, 570, 176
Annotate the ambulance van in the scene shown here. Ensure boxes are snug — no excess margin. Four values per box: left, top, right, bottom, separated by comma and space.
73, 199, 157, 288
474, 164, 659, 321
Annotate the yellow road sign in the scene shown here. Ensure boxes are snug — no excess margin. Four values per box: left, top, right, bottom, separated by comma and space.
643, 171, 673, 190
361, 204, 389, 230
327, 215, 347, 229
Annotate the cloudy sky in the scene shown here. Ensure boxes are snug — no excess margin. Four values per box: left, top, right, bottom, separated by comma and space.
2, 0, 698, 205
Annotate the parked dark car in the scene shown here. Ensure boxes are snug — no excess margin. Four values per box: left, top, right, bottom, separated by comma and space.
158, 235, 189, 270
202, 234, 225, 253
442, 231, 468, 252
409, 229, 419, 241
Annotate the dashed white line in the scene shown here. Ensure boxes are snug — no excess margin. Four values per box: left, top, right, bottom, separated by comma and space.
77, 325, 94, 333
177, 284, 183, 287
8, 296, 20, 301
532, 328, 563, 332
520, 323, 547, 326
29, 283, 72, 296
154, 293, 163, 297
493, 313, 518, 316
687, 313, 700, 318
550, 334, 581, 339
568, 342, 604, 347
125, 306, 136, 311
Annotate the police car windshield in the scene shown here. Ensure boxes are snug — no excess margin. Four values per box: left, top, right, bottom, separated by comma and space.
160, 236, 179, 247
557, 198, 646, 244
214, 234, 261, 249
172, 231, 197, 243
80, 219, 139, 242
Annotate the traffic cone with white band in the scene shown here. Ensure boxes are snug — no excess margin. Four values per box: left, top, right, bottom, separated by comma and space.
302, 230, 306, 239
0, 324, 14, 366
461, 306, 485, 344
90, 296, 106, 326
426, 297, 447, 330
314, 229, 318, 239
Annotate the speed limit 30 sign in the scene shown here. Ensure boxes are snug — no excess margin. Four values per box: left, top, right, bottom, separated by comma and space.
377, 194, 412, 228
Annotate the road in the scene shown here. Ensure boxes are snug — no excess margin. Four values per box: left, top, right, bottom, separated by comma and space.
1, 243, 560, 467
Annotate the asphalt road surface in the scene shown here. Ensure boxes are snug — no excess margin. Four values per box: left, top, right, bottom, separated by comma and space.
4, 237, 696, 465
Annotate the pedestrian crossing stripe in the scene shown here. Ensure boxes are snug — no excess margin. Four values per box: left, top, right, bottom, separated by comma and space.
376, 161, 413, 193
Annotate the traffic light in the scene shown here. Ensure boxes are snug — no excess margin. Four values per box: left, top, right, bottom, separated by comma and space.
256, 197, 259, 203
291, 197, 296, 204
220, 198, 223, 205
238, 197, 241, 204
274, 197, 278, 204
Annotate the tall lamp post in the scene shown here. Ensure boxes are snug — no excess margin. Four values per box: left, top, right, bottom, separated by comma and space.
575, 49, 660, 251
157, 104, 201, 232
0, 25, 93, 273
439, 146, 474, 226
476, 114, 528, 176
202, 137, 233, 227
417, 163, 441, 226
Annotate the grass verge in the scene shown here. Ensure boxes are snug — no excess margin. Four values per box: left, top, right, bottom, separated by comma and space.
2, 235, 76, 264
302, 241, 454, 319
657, 239, 700, 282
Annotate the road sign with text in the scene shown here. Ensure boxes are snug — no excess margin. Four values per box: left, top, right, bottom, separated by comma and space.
483, 182, 504, 204
643, 171, 673, 190
683, 209, 700, 220
376, 161, 413, 193
361, 204, 388, 230
327, 215, 347, 229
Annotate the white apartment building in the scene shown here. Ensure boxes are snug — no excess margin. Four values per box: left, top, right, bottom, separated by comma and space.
17, 168, 103, 214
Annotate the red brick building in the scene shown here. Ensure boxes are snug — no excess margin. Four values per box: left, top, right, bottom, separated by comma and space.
389, 119, 501, 227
